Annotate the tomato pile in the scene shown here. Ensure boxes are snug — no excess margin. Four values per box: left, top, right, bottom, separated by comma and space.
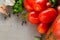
24, 0, 60, 39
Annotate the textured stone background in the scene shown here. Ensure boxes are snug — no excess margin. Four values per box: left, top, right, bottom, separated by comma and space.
0, 0, 40, 40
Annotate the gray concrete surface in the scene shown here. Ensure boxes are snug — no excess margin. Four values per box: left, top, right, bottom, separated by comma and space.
0, 0, 40, 40
0, 14, 40, 40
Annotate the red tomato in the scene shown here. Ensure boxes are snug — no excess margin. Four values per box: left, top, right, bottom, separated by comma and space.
28, 11, 40, 24
52, 6, 60, 39
46, 2, 51, 8
27, 0, 35, 6
24, 0, 33, 11
24, 0, 47, 12
57, 5, 60, 14
52, 14, 60, 39
37, 23, 48, 34
39, 8, 57, 23
33, 0, 47, 12
33, 3, 45, 12
35, 0, 47, 5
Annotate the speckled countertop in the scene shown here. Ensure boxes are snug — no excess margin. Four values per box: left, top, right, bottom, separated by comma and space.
0, 0, 40, 40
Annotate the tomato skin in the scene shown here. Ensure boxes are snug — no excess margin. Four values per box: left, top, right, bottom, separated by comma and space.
28, 11, 40, 24
51, 6, 60, 39
39, 8, 57, 23
57, 5, 60, 14
52, 14, 60, 39
37, 23, 48, 34
33, 3, 46, 12
33, 0, 47, 12
27, 0, 35, 6
35, 0, 47, 5
46, 2, 51, 8
24, 0, 47, 12
24, 0, 33, 11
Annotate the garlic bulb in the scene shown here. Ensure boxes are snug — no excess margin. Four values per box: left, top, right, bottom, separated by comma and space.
0, 4, 8, 15
0, 5, 6, 13
5, 0, 15, 6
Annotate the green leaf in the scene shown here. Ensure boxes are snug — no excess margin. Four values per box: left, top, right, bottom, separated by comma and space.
13, 0, 24, 14
34, 37, 40, 40
15, 0, 19, 2
49, 0, 56, 8
19, 0, 23, 5
13, 9, 19, 14
52, 0, 55, 3
21, 12, 28, 20
13, 3, 19, 8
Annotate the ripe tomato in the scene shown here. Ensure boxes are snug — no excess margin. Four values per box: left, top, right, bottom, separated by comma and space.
27, 0, 35, 6
35, 0, 47, 5
33, 3, 45, 12
46, 2, 51, 8
39, 8, 57, 23
57, 5, 60, 14
52, 14, 60, 39
37, 23, 48, 34
33, 0, 47, 12
52, 6, 60, 39
24, 0, 33, 11
28, 11, 40, 24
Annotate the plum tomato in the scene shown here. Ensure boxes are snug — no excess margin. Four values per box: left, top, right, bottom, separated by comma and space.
52, 15, 60, 39
33, 0, 47, 12
46, 2, 52, 8
24, 0, 33, 11
28, 11, 40, 24
39, 8, 57, 23
27, 0, 35, 6
57, 5, 60, 14
33, 3, 46, 12
37, 23, 48, 34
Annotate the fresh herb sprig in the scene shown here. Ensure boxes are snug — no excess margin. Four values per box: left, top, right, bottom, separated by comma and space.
49, 0, 56, 8
13, 0, 24, 14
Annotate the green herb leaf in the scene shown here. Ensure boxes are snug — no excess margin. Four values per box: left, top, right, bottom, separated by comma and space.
34, 37, 41, 40
13, 0, 24, 14
21, 12, 28, 20
49, 0, 56, 8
